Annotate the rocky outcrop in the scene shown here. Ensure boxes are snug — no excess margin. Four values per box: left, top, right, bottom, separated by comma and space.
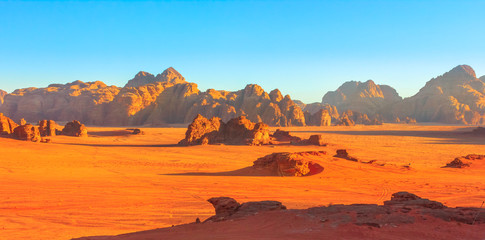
270, 129, 302, 142
334, 110, 382, 126
442, 154, 485, 168
305, 109, 332, 126
0, 113, 18, 135
38, 120, 57, 137
393, 65, 485, 124
13, 124, 41, 142
179, 115, 270, 146
252, 151, 325, 176
205, 197, 286, 222
334, 149, 358, 162
322, 80, 402, 117
61, 120, 88, 137
293, 134, 327, 146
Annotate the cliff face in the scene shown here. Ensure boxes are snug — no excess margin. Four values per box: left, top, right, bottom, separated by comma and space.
0, 68, 306, 127
0, 81, 120, 124
393, 65, 485, 124
322, 80, 402, 117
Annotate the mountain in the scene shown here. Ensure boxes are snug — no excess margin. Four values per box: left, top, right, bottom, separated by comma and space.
393, 65, 485, 124
0, 68, 306, 127
322, 80, 402, 117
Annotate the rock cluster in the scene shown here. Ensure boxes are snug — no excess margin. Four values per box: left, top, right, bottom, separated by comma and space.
61, 120, 88, 137
205, 197, 286, 222
252, 151, 325, 176
334, 149, 358, 161
442, 154, 485, 168
270, 129, 302, 142
179, 115, 270, 146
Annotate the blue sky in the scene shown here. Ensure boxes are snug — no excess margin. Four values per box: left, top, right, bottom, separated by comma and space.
1, 0, 484, 103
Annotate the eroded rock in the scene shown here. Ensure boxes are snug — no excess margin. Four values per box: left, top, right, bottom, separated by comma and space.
61, 120, 88, 137
38, 120, 57, 137
253, 152, 325, 176
13, 124, 41, 142
205, 197, 286, 222
0, 113, 18, 135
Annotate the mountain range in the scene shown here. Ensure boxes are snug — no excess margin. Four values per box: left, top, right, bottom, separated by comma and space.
0, 65, 483, 126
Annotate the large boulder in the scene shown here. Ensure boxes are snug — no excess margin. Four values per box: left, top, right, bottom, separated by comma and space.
13, 124, 41, 142
0, 113, 18, 135
179, 115, 270, 146
252, 152, 325, 176
384, 191, 445, 209
270, 129, 302, 142
205, 197, 286, 222
38, 120, 57, 137
61, 120, 88, 137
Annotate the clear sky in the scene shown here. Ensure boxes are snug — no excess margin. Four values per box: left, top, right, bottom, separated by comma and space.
1, 0, 484, 103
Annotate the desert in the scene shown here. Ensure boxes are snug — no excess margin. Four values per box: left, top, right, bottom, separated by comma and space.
1, 122, 484, 239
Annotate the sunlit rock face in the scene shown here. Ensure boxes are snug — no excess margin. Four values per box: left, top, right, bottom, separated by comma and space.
393, 65, 485, 124
0, 68, 307, 127
0, 89, 6, 105
322, 80, 402, 118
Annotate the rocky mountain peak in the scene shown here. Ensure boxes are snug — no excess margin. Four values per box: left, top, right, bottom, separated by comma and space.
155, 67, 186, 84
447, 65, 476, 78
269, 89, 283, 102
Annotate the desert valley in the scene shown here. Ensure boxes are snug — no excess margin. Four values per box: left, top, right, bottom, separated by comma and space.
0, 65, 484, 239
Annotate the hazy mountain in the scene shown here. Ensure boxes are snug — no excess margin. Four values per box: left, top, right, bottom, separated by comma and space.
322, 80, 402, 117
393, 65, 485, 124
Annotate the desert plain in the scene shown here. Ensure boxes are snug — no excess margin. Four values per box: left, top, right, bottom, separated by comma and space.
1, 124, 484, 240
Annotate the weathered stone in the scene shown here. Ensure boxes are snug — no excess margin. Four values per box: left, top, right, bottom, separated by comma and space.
38, 120, 57, 137
13, 124, 41, 142
61, 120, 88, 137
252, 152, 325, 176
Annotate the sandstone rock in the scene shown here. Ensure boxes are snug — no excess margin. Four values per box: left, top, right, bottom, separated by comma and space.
334, 149, 358, 161
61, 120, 88, 137
0, 113, 18, 135
335, 112, 355, 126
322, 80, 402, 118
305, 109, 332, 126
393, 65, 485, 124
20, 118, 26, 125
13, 124, 41, 142
442, 154, 485, 168
252, 152, 325, 176
38, 120, 57, 137
270, 129, 302, 142
205, 197, 286, 222
384, 191, 445, 209
179, 115, 270, 146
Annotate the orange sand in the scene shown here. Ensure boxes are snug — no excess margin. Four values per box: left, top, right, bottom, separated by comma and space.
0, 124, 484, 240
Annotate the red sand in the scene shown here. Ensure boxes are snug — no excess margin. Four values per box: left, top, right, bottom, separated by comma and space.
0, 124, 484, 240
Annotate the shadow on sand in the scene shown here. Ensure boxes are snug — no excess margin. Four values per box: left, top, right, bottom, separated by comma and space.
161, 167, 279, 177
290, 128, 485, 145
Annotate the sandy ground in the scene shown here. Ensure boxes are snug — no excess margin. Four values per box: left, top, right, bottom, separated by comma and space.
0, 124, 484, 240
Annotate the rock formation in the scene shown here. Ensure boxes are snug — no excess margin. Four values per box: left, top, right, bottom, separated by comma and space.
0, 113, 18, 135
334, 149, 359, 162
393, 65, 485, 124
61, 120, 88, 137
252, 151, 325, 176
0, 68, 306, 127
442, 154, 485, 168
38, 120, 57, 136
13, 124, 41, 142
322, 80, 402, 117
179, 115, 270, 146
270, 129, 302, 142
205, 197, 286, 222
293, 134, 327, 146
305, 109, 332, 126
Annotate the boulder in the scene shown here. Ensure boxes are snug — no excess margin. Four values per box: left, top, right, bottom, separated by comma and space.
38, 120, 57, 137
205, 197, 286, 222
0, 113, 18, 135
252, 152, 325, 176
442, 154, 485, 168
19, 118, 26, 125
270, 129, 302, 142
13, 124, 41, 142
334, 149, 358, 162
178, 114, 222, 145
61, 120, 88, 137
384, 191, 445, 209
